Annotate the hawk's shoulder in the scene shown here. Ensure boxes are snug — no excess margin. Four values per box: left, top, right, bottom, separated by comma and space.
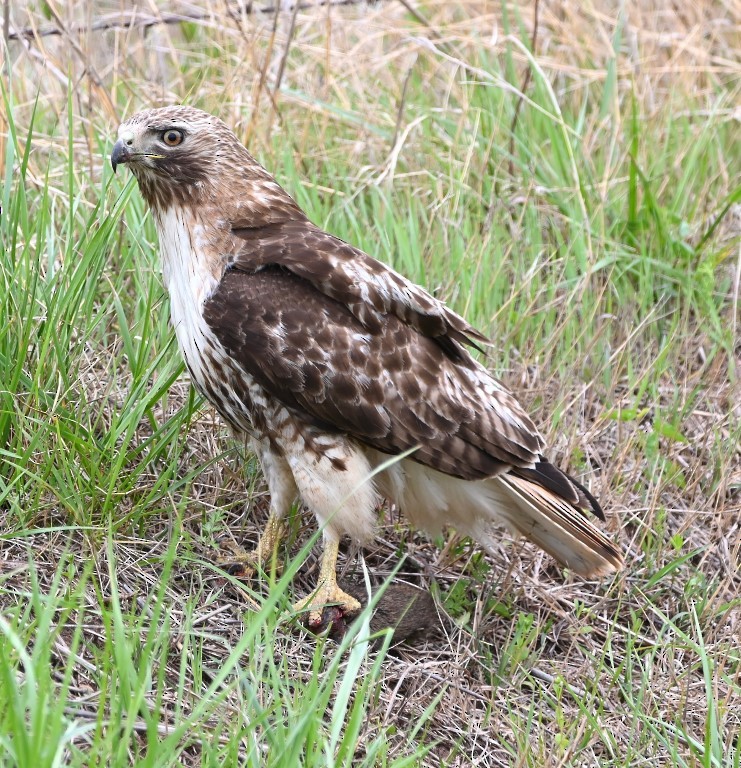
227, 220, 489, 358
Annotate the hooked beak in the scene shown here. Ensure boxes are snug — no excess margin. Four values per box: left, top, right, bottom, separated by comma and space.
111, 139, 131, 174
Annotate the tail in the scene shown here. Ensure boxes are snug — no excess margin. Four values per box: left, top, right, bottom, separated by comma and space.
497, 469, 624, 577
376, 455, 624, 578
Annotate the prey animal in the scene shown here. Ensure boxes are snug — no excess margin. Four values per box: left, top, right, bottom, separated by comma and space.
111, 106, 623, 628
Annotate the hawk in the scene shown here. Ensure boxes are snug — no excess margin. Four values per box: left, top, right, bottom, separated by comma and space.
111, 106, 623, 627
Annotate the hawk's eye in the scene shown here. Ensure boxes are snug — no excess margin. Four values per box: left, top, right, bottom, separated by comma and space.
162, 129, 183, 147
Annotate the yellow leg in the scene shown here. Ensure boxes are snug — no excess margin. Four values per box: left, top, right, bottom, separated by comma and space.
217, 509, 287, 578
254, 510, 287, 570
292, 535, 361, 626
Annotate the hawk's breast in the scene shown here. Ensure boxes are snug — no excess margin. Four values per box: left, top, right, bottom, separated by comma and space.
155, 207, 263, 432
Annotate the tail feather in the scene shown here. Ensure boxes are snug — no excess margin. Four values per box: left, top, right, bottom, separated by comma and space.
498, 474, 624, 577
372, 452, 624, 579
510, 459, 606, 520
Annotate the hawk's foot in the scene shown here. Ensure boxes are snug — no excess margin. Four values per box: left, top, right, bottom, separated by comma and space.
215, 511, 286, 579
292, 581, 362, 631
292, 535, 361, 630
215, 539, 273, 578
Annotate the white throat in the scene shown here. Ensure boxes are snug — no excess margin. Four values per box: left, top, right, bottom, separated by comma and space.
155, 207, 221, 387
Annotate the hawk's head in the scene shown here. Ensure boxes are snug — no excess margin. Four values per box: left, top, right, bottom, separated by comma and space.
113, 105, 306, 226
111, 105, 248, 210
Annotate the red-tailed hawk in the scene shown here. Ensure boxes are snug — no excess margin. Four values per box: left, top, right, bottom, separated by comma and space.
112, 106, 623, 627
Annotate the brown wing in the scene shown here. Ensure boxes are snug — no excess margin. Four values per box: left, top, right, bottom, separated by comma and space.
203, 266, 544, 481
228, 220, 490, 358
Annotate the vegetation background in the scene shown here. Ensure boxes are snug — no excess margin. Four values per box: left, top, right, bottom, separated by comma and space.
1, 1, 739, 765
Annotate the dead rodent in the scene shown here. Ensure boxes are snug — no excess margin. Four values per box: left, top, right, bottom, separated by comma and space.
307, 578, 440, 644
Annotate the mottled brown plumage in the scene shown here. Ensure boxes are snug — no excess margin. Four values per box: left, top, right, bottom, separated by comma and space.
112, 106, 624, 626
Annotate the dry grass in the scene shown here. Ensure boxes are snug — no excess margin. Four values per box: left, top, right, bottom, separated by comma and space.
1, 1, 740, 765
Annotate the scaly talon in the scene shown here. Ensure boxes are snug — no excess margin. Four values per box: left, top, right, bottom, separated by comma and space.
292, 536, 361, 628
215, 510, 286, 579
215, 538, 261, 578
293, 582, 362, 628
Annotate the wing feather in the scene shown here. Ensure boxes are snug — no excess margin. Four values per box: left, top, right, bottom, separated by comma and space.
203, 266, 544, 481
229, 220, 489, 356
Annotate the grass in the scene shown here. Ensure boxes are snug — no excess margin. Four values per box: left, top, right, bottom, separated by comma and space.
1, 0, 739, 765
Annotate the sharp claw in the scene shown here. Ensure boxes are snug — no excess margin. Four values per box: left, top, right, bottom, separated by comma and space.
222, 560, 256, 579
292, 584, 362, 635
214, 540, 261, 579
214, 514, 286, 580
